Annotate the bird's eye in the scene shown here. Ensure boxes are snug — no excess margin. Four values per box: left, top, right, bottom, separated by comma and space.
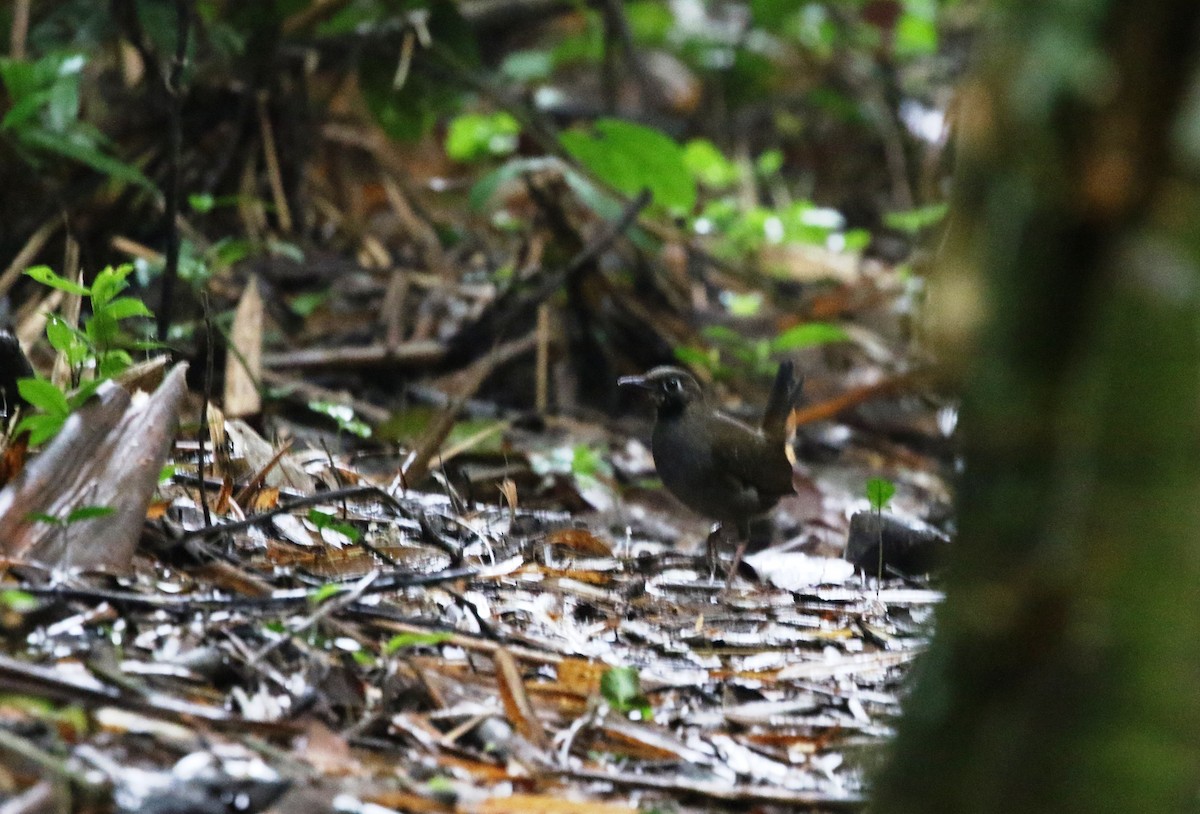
666, 378, 682, 392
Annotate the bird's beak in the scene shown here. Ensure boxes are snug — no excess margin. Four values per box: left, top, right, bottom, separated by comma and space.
617, 375, 652, 390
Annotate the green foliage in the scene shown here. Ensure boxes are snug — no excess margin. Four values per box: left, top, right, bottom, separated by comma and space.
16, 264, 155, 443
600, 666, 652, 718
308, 582, 344, 604
561, 118, 697, 214
683, 139, 740, 190
695, 199, 860, 257
867, 477, 896, 512
0, 590, 39, 613
308, 400, 373, 439
884, 202, 949, 233
288, 291, 329, 318
771, 322, 850, 352
0, 52, 153, 189
679, 321, 848, 379
384, 631, 454, 654
29, 505, 115, 526
308, 509, 362, 543
26, 264, 154, 381
445, 111, 520, 162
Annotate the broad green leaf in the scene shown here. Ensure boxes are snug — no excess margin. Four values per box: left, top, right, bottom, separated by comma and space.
100, 296, 154, 321
45, 315, 83, 355
96, 349, 133, 378
560, 118, 696, 214
17, 378, 69, 417
16, 413, 64, 445
867, 477, 896, 511
85, 311, 118, 346
89, 265, 134, 310
683, 139, 739, 189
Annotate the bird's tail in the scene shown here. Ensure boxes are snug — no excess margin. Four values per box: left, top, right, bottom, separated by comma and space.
762, 360, 803, 441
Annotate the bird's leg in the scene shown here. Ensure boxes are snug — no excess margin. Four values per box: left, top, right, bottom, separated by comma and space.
705, 524, 724, 578
723, 518, 751, 589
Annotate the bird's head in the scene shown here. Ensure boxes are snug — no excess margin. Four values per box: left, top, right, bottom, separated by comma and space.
618, 366, 704, 412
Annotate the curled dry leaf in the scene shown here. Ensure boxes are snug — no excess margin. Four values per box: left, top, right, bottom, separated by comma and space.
0, 363, 189, 571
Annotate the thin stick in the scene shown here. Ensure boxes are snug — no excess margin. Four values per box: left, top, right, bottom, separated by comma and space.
258, 92, 293, 233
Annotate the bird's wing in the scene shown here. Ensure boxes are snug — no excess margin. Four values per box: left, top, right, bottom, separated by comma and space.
709, 414, 796, 503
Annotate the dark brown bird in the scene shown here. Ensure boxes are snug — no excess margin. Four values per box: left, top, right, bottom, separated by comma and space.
619, 361, 802, 573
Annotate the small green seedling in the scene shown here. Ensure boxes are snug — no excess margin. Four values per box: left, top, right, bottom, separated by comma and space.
866, 477, 896, 587
600, 665, 653, 719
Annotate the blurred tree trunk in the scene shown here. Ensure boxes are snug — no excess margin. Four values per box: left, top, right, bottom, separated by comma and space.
874, 1, 1200, 812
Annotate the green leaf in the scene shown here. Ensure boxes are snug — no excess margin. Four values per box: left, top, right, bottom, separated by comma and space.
67, 379, 105, 409
25, 265, 90, 295
756, 148, 784, 177
45, 315, 83, 356
309, 583, 343, 604
866, 477, 896, 511
308, 400, 372, 439
65, 505, 115, 523
724, 292, 763, 317
770, 322, 849, 352
600, 666, 651, 715
883, 202, 948, 233
560, 118, 696, 214
683, 139, 739, 189
96, 349, 133, 378
445, 111, 520, 162
99, 296, 154, 321
85, 311, 118, 346
288, 291, 328, 317
27, 512, 61, 525
16, 413, 64, 446
188, 193, 215, 213
384, 631, 454, 654
0, 590, 39, 613
673, 345, 720, 373
18, 378, 69, 417
307, 508, 361, 542
571, 444, 611, 478
18, 127, 155, 190
89, 265, 134, 310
